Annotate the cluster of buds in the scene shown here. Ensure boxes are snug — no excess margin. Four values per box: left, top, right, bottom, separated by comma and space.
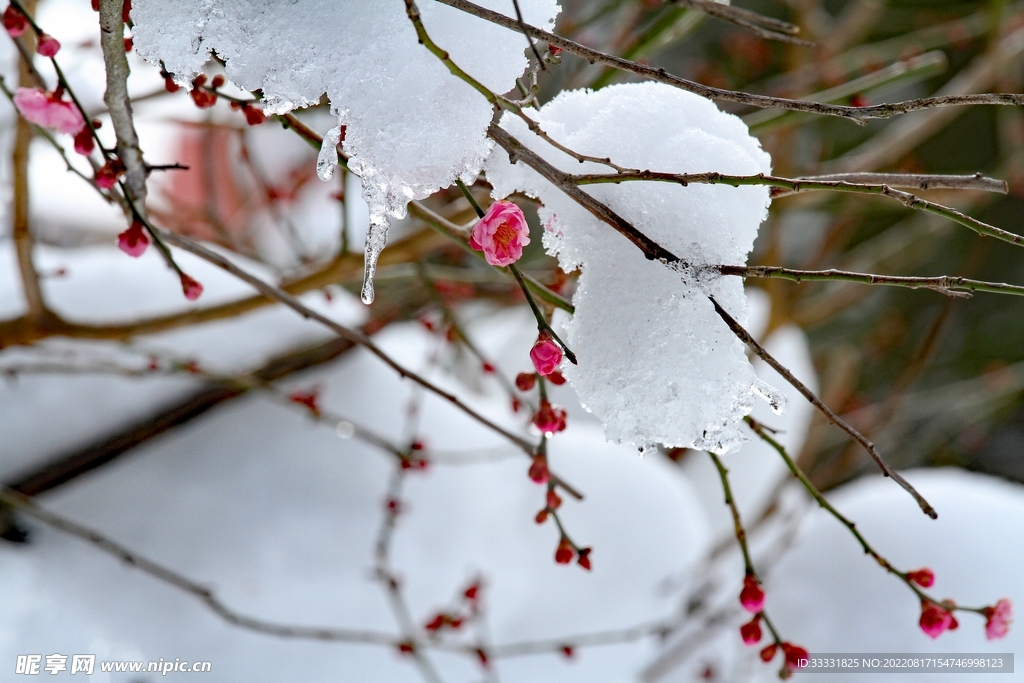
760, 642, 809, 673
552, 537, 591, 570
188, 74, 222, 108
423, 579, 483, 636
228, 99, 267, 126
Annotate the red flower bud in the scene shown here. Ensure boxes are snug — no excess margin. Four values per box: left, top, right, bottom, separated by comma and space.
547, 370, 567, 385
515, 372, 536, 391
759, 644, 777, 662
528, 455, 549, 484
288, 388, 321, 416
475, 649, 489, 668
73, 127, 95, 156
577, 547, 592, 571
482, 362, 495, 374
397, 641, 414, 655
740, 615, 762, 645
164, 76, 180, 93
3, 5, 27, 37
561, 645, 574, 658
242, 103, 267, 126
533, 400, 567, 434
781, 643, 809, 671
463, 582, 480, 602
210, 74, 225, 88
535, 508, 549, 524
906, 568, 935, 588
919, 600, 953, 639
554, 537, 574, 564
546, 489, 562, 510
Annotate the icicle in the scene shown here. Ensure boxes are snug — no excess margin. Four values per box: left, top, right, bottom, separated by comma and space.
316, 125, 342, 181
751, 378, 788, 415
360, 215, 389, 304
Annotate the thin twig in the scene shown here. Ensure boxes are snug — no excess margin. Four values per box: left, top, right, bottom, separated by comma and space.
669, 0, 813, 46
745, 417, 987, 614
573, 170, 1024, 249
438, 0, 1024, 121
511, 0, 546, 68
709, 296, 938, 519
0, 488, 404, 644
723, 265, 1024, 299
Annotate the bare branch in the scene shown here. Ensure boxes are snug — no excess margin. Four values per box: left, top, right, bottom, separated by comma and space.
98, 0, 147, 209
668, 0, 814, 46
438, 0, 1024, 121
776, 172, 1008, 197
709, 297, 938, 519
0, 488, 403, 645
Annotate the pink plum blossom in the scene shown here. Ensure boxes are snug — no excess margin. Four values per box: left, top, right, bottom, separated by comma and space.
469, 199, 530, 267
740, 574, 765, 613
13, 87, 84, 135
985, 599, 1012, 640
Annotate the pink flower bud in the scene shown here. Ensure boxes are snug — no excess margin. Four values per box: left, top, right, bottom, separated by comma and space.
740, 615, 762, 645
180, 273, 204, 301
36, 33, 60, 57
468, 199, 530, 267
739, 574, 765, 613
984, 599, 1012, 640
116, 220, 149, 258
906, 568, 935, 588
919, 600, 953, 639
530, 334, 562, 376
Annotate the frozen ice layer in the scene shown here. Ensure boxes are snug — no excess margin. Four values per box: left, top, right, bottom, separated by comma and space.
485, 82, 777, 453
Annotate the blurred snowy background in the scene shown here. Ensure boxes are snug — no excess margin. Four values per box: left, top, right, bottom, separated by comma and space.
1, 0, 1023, 682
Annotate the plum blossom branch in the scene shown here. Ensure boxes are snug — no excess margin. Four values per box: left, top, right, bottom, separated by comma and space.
745, 417, 994, 619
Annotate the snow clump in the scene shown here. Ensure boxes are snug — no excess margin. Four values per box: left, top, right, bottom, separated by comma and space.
485, 82, 780, 453
130, 0, 559, 303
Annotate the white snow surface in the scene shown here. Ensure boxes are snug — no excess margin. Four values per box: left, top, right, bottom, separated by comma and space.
485, 82, 775, 453
130, 0, 560, 301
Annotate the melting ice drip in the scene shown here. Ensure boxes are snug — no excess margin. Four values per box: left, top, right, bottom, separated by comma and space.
751, 378, 788, 415
317, 127, 388, 304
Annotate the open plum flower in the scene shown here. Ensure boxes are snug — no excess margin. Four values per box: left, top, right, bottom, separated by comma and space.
469, 199, 530, 266
13, 87, 84, 135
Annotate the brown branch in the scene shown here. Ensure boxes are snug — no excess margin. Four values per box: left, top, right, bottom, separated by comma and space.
722, 265, 1024, 299
438, 0, 1024, 121
10, 0, 46, 326
709, 296, 938, 519
99, 0, 147, 209
775, 172, 1008, 197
